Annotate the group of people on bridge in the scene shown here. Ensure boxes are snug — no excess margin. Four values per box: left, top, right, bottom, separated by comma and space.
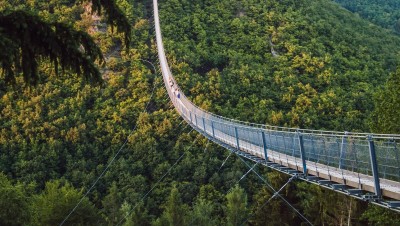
168, 77, 180, 99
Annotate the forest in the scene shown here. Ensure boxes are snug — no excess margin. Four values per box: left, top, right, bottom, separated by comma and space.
1, 0, 400, 225
334, 0, 400, 33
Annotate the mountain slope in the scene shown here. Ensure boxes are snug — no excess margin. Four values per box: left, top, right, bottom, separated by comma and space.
1, 0, 400, 225
334, 0, 400, 33
160, 0, 400, 131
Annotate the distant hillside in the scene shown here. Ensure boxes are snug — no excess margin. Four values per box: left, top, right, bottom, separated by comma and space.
334, 0, 400, 33
160, 0, 400, 131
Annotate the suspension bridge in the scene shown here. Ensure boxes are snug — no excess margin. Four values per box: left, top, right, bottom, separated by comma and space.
153, 0, 400, 211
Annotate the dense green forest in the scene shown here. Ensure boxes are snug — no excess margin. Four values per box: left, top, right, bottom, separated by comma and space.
161, 0, 400, 132
334, 0, 400, 33
1, 0, 400, 225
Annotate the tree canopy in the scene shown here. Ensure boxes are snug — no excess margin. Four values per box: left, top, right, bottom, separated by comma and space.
334, 0, 400, 33
0, 0, 400, 225
0, 0, 131, 85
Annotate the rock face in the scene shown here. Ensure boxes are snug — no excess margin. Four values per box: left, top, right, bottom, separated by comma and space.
82, 2, 105, 34
269, 38, 279, 57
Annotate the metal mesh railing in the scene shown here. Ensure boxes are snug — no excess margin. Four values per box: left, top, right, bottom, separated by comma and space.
153, 0, 400, 198
168, 84, 400, 183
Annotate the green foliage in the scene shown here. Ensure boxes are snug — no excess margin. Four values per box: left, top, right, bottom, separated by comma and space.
0, 10, 103, 85
0, 173, 30, 225
164, 186, 187, 226
225, 185, 248, 226
361, 204, 400, 225
189, 199, 217, 226
122, 201, 152, 226
0, 0, 131, 85
296, 181, 365, 225
1, 0, 400, 225
30, 180, 98, 226
162, 0, 400, 131
334, 0, 400, 33
250, 171, 299, 226
102, 182, 123, 225
370, 68, 400, 133
87, 0, 131, 48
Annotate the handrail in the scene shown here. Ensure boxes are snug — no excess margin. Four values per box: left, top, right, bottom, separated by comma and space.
153, 0, 400, 193
153, 0, 400, 140
155, 1, 400, 140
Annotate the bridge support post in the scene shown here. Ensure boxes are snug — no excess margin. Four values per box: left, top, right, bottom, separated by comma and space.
235, 127, 240, 150
211, 121, 215, 138
202, 117, 206, 132
339, 131, 348, 169
261, 131, 268, 161
298, 132, 307, 176
368, 135, 382, 198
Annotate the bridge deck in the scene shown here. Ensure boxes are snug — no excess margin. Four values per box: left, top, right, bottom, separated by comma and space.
202, 121, 400, 200
153, 0, 400, 209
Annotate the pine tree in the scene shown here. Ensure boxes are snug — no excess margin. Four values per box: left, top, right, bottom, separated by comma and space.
190, 199, 217, 226
165, 186, 187, 226
225, 185, 248, 226
0, 0, 131, 85
371, 68, 400, 134
30, 180, 99, 226
0, 173, 29, 225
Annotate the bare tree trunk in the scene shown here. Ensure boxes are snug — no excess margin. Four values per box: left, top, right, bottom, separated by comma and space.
347, 200, 352, 226
340, 213, 343, 226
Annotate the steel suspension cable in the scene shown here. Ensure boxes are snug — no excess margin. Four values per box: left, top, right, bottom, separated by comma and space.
60, 62, 163, 226
218, 151, 233, 172
234, 154, 313, 226
116, 129, 204, 226
240, 175, 297, 226
194, 127, 312, 224
225, 162, 259, 195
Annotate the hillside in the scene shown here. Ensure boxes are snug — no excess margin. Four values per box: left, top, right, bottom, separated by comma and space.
0, 0, 400, 225
160, 0, 400, 132
334, 0, 400, 33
